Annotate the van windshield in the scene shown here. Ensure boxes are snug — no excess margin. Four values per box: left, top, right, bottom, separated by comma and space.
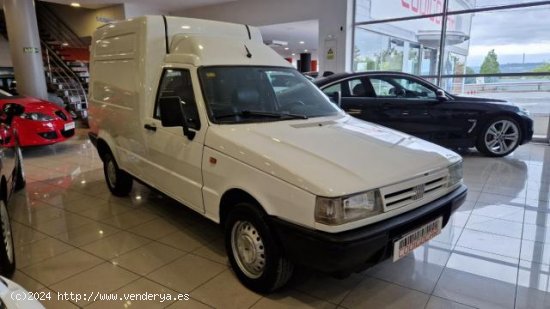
198, 66, 341, 124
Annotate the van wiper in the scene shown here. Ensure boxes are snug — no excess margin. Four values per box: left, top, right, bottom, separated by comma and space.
215, 110, 308, 120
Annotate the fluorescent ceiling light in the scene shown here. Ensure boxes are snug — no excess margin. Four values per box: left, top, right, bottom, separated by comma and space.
70, 2, 80, 7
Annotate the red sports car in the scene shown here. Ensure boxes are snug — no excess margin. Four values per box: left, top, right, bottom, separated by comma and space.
0, 89, 75, 147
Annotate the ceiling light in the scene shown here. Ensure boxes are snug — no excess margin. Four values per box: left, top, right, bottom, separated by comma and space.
291, 53, 296, 56
304, 49, 308, 52
70, 2, 80, 7
61, 42, 69, 47
284, 47, 289, 50
299, 41, 305, 44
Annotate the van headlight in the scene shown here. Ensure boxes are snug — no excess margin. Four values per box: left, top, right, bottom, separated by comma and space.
315, 190, 382, 225
448, 161, 463, 187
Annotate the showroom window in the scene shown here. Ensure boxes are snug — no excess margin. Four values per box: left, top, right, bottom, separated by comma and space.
353, 0, 550, 142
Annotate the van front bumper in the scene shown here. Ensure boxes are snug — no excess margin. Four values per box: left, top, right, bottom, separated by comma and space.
270, 184, 467, 275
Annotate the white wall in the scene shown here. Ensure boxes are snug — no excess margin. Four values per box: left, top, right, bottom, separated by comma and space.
123, 3, 168, 19
173, 0, 353, 74
47, 3, 125, 38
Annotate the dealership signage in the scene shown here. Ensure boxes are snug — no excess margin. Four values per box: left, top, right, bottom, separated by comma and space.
22, 47, 39, 54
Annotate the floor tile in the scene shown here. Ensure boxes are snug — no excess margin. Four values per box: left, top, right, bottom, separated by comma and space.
22, 249, 103, 285
148, 254, 226, 293
15, 236, 74, 268
99, 209, 158, 229
465, 214, 523, 239
291, 270, 363, 305
54, 221, 121, 247
516, 260, 550, 309
192, 269, 262, 309
81, 231, 151, 259
112, 241, 186, 275
251, 290, 336, 309
341, 277, 429, 309
50, 262, 139, 306
425, 296, 476, 309
127, 218, 180, 240
158, 230, 209, 253
456, 228, 521, 258
85, 277, 181, 309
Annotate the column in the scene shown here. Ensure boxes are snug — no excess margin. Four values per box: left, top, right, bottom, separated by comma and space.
3, 0, 47, 99
318, 0, 353, 75
299, 53, 311, 72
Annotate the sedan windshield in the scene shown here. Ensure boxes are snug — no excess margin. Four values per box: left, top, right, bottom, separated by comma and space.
198, 66, 340, 124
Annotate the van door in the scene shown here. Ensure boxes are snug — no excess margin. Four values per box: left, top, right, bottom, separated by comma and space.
142, 67, 204, 212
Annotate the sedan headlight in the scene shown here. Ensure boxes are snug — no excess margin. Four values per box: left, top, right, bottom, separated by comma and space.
21, 112, 54, 121
315, 190, 382, 225
448, 161, 463, 187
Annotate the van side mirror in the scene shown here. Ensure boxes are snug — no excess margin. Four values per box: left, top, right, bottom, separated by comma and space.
158, 97, 195, 140
327, 91, 341, 107
436, 89, 448, 101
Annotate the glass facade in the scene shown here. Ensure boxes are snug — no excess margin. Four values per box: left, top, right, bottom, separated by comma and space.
353, 0, 550, 141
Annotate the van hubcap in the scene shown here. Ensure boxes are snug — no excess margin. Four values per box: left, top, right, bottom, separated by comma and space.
231, 220, 265, 279
0, 201, 13, 264
107, 160, 117, 187
484, 120, 519, 155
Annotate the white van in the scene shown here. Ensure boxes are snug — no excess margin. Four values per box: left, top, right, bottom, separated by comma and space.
88, 16, 467, 292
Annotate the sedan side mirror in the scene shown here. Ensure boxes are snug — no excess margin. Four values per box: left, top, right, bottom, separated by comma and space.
327, 91, 341, 107
1, 103, 24, 125
3, 103, 24, 116
158, 96, 195, 140
436, 89, 448, 101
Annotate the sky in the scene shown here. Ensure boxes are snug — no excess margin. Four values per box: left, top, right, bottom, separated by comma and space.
464, 4, 550, 66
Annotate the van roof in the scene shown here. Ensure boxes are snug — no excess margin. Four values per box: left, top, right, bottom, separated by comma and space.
94, 15, 291, 67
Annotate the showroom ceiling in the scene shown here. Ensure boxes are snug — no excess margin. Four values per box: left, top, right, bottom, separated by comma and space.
36, 0, 238, 10
260, 19, 319, 60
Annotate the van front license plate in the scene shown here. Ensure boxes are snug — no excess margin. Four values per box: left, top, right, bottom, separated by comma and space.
393, 217, 443, 262
64, 122, 75, 131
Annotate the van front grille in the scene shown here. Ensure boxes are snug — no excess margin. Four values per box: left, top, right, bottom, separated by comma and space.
380, 169, 449, 211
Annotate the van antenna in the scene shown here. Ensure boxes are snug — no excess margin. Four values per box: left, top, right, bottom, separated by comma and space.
162, 15, 170, 54
245, 24, 252, 40
244, 45, 252, 58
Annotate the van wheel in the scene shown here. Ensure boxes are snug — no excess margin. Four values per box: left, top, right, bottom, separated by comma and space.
14, 146, 25, 191
225, 202, 293, 293
0, 199, 15, 277
103, 152, 133, 196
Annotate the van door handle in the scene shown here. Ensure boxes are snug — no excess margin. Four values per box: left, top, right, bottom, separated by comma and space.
144, 124, 157, 132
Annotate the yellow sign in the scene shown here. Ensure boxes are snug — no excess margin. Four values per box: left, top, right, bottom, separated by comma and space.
326, 48, 335, 60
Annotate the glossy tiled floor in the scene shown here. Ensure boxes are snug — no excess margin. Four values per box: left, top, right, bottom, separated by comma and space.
8, 129, 550, 309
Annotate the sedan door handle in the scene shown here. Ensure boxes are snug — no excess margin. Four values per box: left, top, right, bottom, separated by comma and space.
144, 124, 157, 132
348, 108, 361, 115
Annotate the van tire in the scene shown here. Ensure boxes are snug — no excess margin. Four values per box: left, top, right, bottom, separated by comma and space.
225, 202, 293, 293
0, 199, 15, 277
14, 146, 25, 191
103, 152, 133, 196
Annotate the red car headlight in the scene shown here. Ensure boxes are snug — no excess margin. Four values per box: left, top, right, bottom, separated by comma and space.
20, 112, 55, 121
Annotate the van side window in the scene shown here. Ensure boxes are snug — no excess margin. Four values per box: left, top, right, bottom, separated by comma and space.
155, 69, 200, 130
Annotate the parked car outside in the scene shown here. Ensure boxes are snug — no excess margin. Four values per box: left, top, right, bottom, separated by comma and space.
315, 71, 534, 157
0, 89, 75, 147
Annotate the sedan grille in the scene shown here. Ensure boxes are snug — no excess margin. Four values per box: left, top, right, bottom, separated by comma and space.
55, 110, 68, 121
380, 169, 449, 211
